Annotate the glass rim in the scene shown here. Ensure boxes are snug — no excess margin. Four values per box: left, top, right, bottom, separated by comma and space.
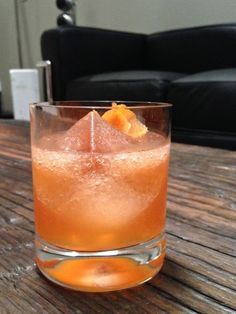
29, 100, 172, 110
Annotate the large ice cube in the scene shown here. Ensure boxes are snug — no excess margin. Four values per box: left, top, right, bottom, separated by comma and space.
37, 111, 165, 153
62, 111, 134, 153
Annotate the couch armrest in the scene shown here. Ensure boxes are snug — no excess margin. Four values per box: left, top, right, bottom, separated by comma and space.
148, 23, 236, 74
41, 26, 146, 100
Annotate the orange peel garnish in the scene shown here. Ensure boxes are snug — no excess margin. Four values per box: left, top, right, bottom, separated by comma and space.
102, 103, 147, 138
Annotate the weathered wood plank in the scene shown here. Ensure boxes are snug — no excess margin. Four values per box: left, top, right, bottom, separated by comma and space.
168, 184, 236, 220
167, 202, 236, 239
166, 218, 236, 257
162, 260, 236, 309
150, 273, 235, 314
167, 234, 236, 276
0, 175, 32, 195
167, 248, 236, 291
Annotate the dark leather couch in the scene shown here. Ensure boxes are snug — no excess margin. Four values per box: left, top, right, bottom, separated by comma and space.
41, 24, 236, 150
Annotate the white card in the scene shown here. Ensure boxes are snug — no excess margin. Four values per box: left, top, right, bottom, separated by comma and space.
9, 69, 40, 121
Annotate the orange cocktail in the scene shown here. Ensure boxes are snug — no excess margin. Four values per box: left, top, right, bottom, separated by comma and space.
30, 102, 171, 292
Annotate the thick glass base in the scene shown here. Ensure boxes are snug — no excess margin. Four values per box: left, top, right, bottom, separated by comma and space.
35, 234, 166, 292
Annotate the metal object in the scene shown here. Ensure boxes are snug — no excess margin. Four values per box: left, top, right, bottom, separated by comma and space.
57, 13, 74, 26
14, 0, 23, 68
36, 61, 53, 105
56, 0, 76, 26
56, 0, 74, 11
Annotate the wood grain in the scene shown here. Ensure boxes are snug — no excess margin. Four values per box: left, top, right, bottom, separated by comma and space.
0, 120, 235, 313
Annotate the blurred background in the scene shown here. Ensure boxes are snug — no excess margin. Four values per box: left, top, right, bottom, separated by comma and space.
1, 0, 236, 115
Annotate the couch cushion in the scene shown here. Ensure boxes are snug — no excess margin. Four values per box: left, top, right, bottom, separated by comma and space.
66, 70, 185, 102
168, 68, 236, 134
172, 128, 236, 150
147, 24, 236, 74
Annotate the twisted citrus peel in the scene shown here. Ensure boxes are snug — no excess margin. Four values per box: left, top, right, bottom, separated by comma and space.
102, 103, 147, 138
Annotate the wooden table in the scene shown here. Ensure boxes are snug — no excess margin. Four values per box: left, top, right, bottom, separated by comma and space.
0, 120, 235, 314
